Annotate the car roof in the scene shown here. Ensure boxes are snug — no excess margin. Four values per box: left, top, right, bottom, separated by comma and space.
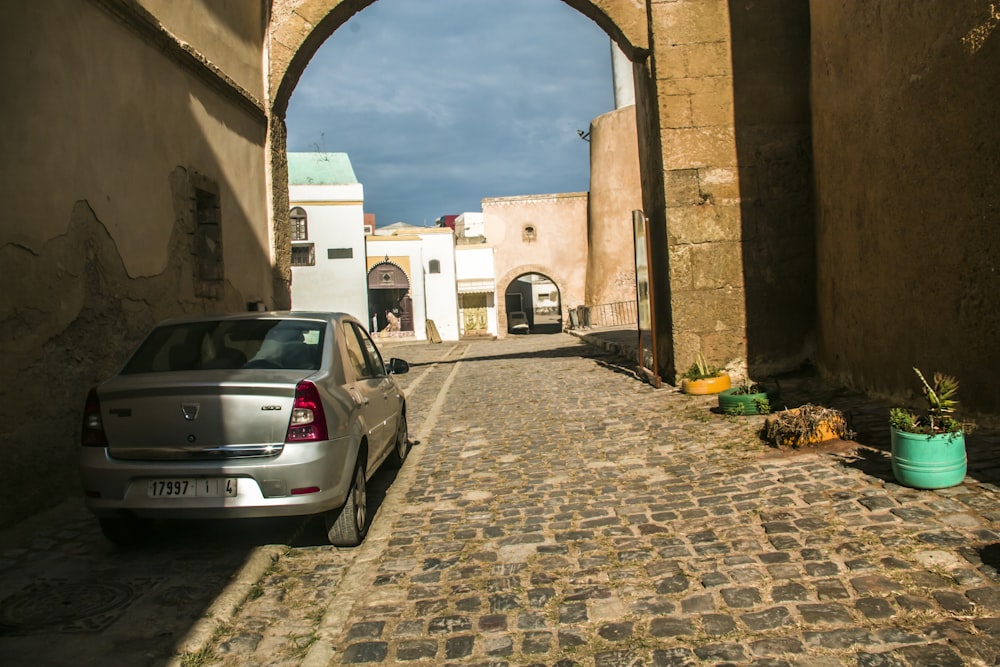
152, 311, 357, 327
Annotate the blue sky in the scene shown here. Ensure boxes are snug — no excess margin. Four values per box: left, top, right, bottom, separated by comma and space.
286, 0, 615, 227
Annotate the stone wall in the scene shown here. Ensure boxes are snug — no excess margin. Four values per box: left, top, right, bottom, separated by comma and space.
648, 0, 814, 380
811, 1, 1000, 413
0, 0, 274, 526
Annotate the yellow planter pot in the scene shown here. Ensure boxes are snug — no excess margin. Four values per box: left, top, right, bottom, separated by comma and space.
680, 373, 731, 395
763, 406, 847, 447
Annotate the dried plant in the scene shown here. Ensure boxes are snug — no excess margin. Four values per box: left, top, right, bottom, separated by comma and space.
762, 404, 851, 448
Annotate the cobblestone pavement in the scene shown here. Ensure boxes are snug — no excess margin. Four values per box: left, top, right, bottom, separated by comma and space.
195, 332, 1000, 667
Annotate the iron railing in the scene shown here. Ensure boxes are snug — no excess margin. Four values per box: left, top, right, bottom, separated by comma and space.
574, 300, 637, 329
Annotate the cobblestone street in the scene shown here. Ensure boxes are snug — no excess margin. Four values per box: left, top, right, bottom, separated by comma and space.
195, 332, 1000, 666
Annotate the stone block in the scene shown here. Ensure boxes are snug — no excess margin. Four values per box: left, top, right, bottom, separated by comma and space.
689, 86, 735, 127
701, 332, 747, 365
685, 41, 732, 78
653, 0, 732, 47
671, 286, 745, 334
662, 126, 738, 170
699, 167, 741, 205
659, 74, 732, 99
665, 169, 701, 206
662, 94, 693, 129
689, 241, 743, 290
666, 204, 741, 245
667, 245, 692, 289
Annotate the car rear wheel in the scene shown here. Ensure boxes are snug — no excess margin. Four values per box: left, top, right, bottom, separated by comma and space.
386, 412, 409, 469
326, 455, 368, 547
99, 516, 149, 546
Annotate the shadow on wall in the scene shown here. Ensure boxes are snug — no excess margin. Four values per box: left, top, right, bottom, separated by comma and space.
0, 8, 272, 527
729, 1, 816, 378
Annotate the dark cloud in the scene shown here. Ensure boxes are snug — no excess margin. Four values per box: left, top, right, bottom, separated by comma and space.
286, 0, 614, 226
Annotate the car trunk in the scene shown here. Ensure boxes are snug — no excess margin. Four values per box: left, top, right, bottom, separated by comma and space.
98, 371, 309, 460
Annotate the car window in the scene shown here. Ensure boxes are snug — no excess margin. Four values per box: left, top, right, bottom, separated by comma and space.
352, 323, 387, 377
343, 323, 373, 380
122, 319, 324, 373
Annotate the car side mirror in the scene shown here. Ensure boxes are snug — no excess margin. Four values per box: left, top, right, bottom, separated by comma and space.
388, 358, 409, 375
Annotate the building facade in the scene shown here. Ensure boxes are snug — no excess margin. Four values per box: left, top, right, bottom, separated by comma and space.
483, 193, 590, 336
287, 152, 369, 324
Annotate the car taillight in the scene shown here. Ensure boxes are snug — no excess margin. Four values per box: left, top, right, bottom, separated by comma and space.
285, 381, 329, 442
81, 388, 108, 447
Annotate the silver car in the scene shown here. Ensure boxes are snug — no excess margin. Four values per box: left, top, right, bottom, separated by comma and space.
79, 312, 410, 547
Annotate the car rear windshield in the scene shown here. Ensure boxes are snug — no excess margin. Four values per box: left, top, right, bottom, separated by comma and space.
122, 319, 325, 373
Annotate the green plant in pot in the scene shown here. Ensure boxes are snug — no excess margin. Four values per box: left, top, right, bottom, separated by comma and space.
718, 378, 773, 415
888, 368, 974, 489
679, 353, 731, 395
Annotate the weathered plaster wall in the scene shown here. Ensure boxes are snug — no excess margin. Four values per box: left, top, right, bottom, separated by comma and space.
587, 105, 642, 307
0, 0, 274, 526
811, 1, 1000, 413
140, 0, 269, 100
483, 194, 590, 335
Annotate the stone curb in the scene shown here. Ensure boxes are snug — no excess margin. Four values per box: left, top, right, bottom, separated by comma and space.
163, 544, 285, 666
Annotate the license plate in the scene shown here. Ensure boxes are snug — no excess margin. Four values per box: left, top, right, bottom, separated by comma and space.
147, 478, 238, 498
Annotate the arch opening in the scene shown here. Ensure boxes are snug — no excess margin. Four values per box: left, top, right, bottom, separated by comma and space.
367, 262, 413, 334
504, 273, 562, 335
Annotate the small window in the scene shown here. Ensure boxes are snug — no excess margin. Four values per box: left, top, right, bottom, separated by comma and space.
193, 177, 223, 298
290, 207, 308, 241
328, 248, 354, 260
522, 224, 536, 242
428, 259, 441, 274
291, 243, 315, 266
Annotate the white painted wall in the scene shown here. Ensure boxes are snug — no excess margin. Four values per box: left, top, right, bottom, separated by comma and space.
421, 231, 459, 341
367, 229, 460, 341
456, 211, 485, 238
456, 245, 498, 336
289, 182, 369, 324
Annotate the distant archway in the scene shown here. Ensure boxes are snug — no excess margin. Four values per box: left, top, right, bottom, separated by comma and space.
504, 272, 562, 335
367, 262, 412, 333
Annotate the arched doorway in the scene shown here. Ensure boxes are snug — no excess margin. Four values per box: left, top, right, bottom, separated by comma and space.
367, 262, 413, 334
504, 273, 562, 335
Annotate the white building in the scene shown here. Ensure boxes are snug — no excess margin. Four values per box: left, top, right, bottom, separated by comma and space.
287, 153, 369, 325
368, 223, 461, 341
456, 244, 498, 337
455, 211, 485, 239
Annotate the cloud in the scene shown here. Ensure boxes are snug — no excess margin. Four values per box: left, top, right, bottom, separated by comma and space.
287, 0, 614, 226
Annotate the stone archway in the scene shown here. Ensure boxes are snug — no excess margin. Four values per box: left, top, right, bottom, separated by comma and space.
495, 264, 574, 339
265, 1, 818, 385
268, 1, 650, 118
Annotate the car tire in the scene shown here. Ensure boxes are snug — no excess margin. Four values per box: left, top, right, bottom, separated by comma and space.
386, 412, 409, 469
326, 454, 368, 547
99, 516, 148, 546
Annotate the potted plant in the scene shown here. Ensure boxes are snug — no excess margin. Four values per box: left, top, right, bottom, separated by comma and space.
679, 353, 731, 395
888, 368, 973, 489
718, 378, 774, 415
762, 404, 850, 447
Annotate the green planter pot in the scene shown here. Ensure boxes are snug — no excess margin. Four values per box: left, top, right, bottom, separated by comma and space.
890, 427, 967, 489
718, 388, 774, 415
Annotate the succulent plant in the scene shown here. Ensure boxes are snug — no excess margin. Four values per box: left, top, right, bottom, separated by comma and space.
888, 367, 973, 435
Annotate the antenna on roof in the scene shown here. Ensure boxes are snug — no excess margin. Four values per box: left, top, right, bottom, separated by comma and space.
312, 132, 328, 155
